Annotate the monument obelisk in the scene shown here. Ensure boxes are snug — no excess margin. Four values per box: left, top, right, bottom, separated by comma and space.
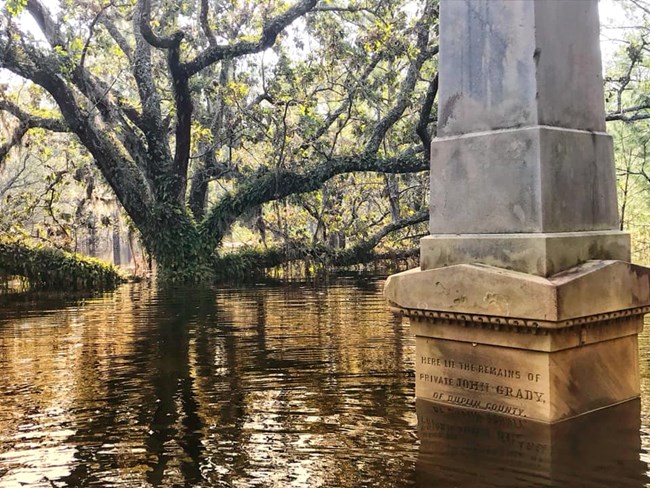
385, 0, 650, 423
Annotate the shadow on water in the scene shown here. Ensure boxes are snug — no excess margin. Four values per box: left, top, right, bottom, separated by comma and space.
0, 289, 108, 319
0, 281, 649, 486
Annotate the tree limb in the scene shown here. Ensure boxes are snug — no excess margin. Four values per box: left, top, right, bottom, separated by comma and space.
137, 0, 185, 49
25, 0, 65, 47
216, 209, 427, 272
0, 124, 28, 165
607, 112, 650, 122
137, 0, 192, 201
100, 16, 134, 62
181, 0, 318, 77
364, 0, 438, 154
0, 99, 69, 167
0, 33, 154, 230
416, 73, 438, 159
131, 0, 171, 184
0, 99, 68, 132
331, 209, 428, 267
199, 0, 217, 47
21, 1, 154, 175
78, 3, 116, 71
200, 150, 428, 244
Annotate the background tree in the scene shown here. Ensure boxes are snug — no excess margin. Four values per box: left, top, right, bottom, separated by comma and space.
0, 0, 438, 281
603, 0, 650, 263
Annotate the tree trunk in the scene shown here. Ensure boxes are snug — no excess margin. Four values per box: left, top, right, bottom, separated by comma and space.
112, 210, 122, 266
138, 204, 216, 282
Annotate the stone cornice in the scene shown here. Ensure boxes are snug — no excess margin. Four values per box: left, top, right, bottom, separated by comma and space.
390, 305, 650, 333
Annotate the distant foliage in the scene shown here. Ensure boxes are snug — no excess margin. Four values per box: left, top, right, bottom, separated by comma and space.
603, 0, 650, 263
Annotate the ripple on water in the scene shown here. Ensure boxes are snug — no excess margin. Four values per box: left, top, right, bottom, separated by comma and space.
0, 280, 649, 487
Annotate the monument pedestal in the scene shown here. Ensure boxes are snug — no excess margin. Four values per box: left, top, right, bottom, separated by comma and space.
385, 260, 650, 423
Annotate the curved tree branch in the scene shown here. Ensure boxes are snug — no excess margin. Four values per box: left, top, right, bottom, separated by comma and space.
416, 73, 438, 159
0, 99, 69, 166
100, 16, 134, 62
0, 99, 68, 132
25, 0, 65, 47
331, 209, 428, 266
299, 50, 385, 153
182, 0, 319, 77
138, 0, 185, 49
199, 0, 217, 47
0, 33, 154, 230
200, 150, 428, 245
137, 0, 191, 201
21, 1, 154, 178
0, 124, 28, 165
607, 112, 650, 122
78, 3, 114, 70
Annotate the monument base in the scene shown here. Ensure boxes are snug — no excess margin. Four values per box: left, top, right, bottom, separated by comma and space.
412, 315, 640, 422
384, 260, 650, 423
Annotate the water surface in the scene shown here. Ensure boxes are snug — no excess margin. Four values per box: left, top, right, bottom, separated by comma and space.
0, 279, 649, 487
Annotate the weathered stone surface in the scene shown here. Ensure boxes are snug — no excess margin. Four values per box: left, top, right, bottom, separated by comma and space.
420, 231, 630, 277
385, 265, 555, 320
429, 127, 618, 235
385, 260, 650, 323
554, 261, 650, 320
534, 0, 605, 132
416, 336, 552, 420
415, 333, 639, 422
438, 0, 605, 136
550, 335, 640, 420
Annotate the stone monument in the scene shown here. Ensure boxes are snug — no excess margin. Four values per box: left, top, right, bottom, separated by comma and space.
384, 0, 650, 423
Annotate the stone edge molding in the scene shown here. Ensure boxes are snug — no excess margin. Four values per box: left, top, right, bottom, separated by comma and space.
389, 304, 650, 333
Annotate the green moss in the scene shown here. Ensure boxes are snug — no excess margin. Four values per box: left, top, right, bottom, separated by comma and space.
0, 239, 124, 290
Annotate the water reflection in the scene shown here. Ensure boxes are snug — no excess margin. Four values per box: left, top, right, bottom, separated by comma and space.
0, 281, 417, 487
0, 281, 649, 486
416, 399, 647, 487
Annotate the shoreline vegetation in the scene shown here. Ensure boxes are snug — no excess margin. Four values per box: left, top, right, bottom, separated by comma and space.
0, 239, 124, 290
0, 237, 418, 290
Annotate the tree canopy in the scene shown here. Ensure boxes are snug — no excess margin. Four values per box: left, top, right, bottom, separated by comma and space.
603, 0, 650, 263
0, 0, 438, 281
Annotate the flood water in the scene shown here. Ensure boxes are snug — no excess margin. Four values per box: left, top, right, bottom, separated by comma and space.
0, 278, 649, 487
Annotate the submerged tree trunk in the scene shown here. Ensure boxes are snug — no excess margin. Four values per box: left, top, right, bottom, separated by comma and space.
138, 204, 216, 282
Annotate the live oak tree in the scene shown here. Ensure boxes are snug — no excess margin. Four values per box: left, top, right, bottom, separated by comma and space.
0, 0, 438, 281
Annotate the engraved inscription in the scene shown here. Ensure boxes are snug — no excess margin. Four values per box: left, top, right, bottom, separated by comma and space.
415, 339, 550, 419
495, 385, 544, 403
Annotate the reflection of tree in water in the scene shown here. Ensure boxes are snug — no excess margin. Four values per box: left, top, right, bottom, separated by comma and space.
143, 286, 214, 486
201, 281, 418, 486
1, 281, 419, 486
4, 282, 650, 486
